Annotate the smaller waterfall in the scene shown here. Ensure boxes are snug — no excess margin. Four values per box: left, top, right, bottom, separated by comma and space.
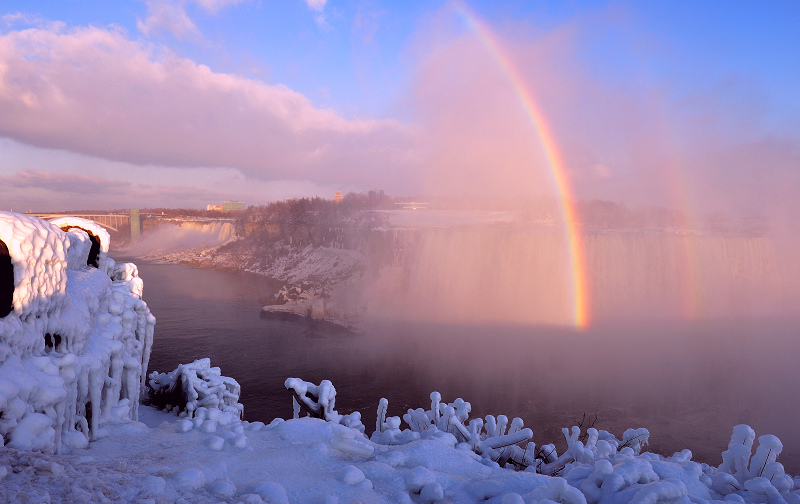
128, 220, 236, 256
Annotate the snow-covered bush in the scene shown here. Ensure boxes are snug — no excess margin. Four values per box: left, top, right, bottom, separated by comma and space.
388, 392, 536, 467
0, 212, 155, 453
284, 377, 365, 432
369, 390, 657, 478
146, 358, 243, 419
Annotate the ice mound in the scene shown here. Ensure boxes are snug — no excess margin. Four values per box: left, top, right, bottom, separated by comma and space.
0, 211, 155, 453
48, 216, 111, 271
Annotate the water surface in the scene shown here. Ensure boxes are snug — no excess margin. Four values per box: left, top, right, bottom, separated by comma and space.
131, 259, 800, 473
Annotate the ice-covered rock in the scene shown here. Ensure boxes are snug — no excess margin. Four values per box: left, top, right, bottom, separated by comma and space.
49, 217, 111, 272
0, 212, 155, 453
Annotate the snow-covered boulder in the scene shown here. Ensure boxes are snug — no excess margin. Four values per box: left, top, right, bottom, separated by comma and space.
0, 212, 155, 453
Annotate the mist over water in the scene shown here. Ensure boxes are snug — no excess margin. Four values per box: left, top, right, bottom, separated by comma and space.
368, 223, 799, 327
359, 219, 800, 469
126, 221, 235, 256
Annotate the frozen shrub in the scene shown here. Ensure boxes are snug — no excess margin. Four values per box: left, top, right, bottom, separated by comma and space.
284, 377, 364, 433
147, 358, 243, 419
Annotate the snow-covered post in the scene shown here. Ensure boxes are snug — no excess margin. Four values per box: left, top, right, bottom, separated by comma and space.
292, 396, 300, 419
508, 417, 525, 435
523, 442, 537, 467
749, 435, 783, 479
497, 415, 508, 437
585, 428, 599, 452
430, 392, 441, 428
452, 398, 470, 423
720, 424, 756, 482
376, 398, 388, 433
485, 415, 497, 438
468, 418, 483, 450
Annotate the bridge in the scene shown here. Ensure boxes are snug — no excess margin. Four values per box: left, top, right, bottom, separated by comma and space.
31, 213, 130, 232
29, 209, 143, 240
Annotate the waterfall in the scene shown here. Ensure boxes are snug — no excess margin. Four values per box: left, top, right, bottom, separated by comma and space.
128, 220, 236, 256
366, 227, 796, 326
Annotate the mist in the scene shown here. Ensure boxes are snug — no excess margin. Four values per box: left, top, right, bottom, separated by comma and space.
125, 221, 235, 257
348, 3, 800, 328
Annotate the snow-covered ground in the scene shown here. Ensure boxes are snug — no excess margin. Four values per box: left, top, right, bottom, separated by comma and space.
2, 375, 798, 504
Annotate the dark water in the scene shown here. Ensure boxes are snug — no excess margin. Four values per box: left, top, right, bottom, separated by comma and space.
131, 258, 800, 474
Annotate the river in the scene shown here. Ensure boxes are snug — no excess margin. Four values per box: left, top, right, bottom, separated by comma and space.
130, 258, 800, 473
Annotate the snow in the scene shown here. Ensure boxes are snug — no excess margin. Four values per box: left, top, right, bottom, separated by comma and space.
147, 357, 243, 419
49, 216, 111, 271
4, 211, 800, 504
0, 211, 155, 454
3, 386, 800, 504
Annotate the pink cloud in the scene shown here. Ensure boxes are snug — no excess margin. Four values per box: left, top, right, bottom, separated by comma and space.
303, 0, 327, 13
0, 169, 241, 212
0, 24, 420, 192
137, 1, 200, 39
0, 169, 131, 194
137, 0, 251, 38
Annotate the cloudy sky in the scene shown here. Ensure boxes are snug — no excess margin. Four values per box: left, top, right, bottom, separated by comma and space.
0, 1, 798, 218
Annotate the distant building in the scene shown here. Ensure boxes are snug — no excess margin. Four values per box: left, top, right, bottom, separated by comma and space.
334, 191, 343, 203
221, 201, 246, 212
207, 205, 223, 212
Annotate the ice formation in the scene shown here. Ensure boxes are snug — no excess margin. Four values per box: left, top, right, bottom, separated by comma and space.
0, 211, 155, 453
285, 377, 365, 433
146, 357, 243, 419
48, 216, 111, 270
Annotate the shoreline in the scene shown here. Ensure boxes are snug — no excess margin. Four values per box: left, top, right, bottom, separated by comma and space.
114, 246, 367, 333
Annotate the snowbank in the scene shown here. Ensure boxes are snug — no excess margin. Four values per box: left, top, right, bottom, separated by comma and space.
4, 372, 800, 503
0, 211, 155, 453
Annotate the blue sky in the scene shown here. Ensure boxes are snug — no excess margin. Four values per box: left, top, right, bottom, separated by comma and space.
0, 0, 798, 216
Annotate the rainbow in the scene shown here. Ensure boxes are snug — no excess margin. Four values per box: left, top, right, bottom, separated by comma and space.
649, 100, 706, 321
454, 2, 589, 329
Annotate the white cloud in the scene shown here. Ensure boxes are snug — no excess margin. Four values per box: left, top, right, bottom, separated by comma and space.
192, 0, 249, 14
304, 0, 327, 13
300, 0, 328, 29
137, 0, 250, 39
137, 0, 200, 39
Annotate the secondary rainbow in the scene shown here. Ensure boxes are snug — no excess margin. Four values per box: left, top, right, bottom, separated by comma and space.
455, 2, 589, 329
